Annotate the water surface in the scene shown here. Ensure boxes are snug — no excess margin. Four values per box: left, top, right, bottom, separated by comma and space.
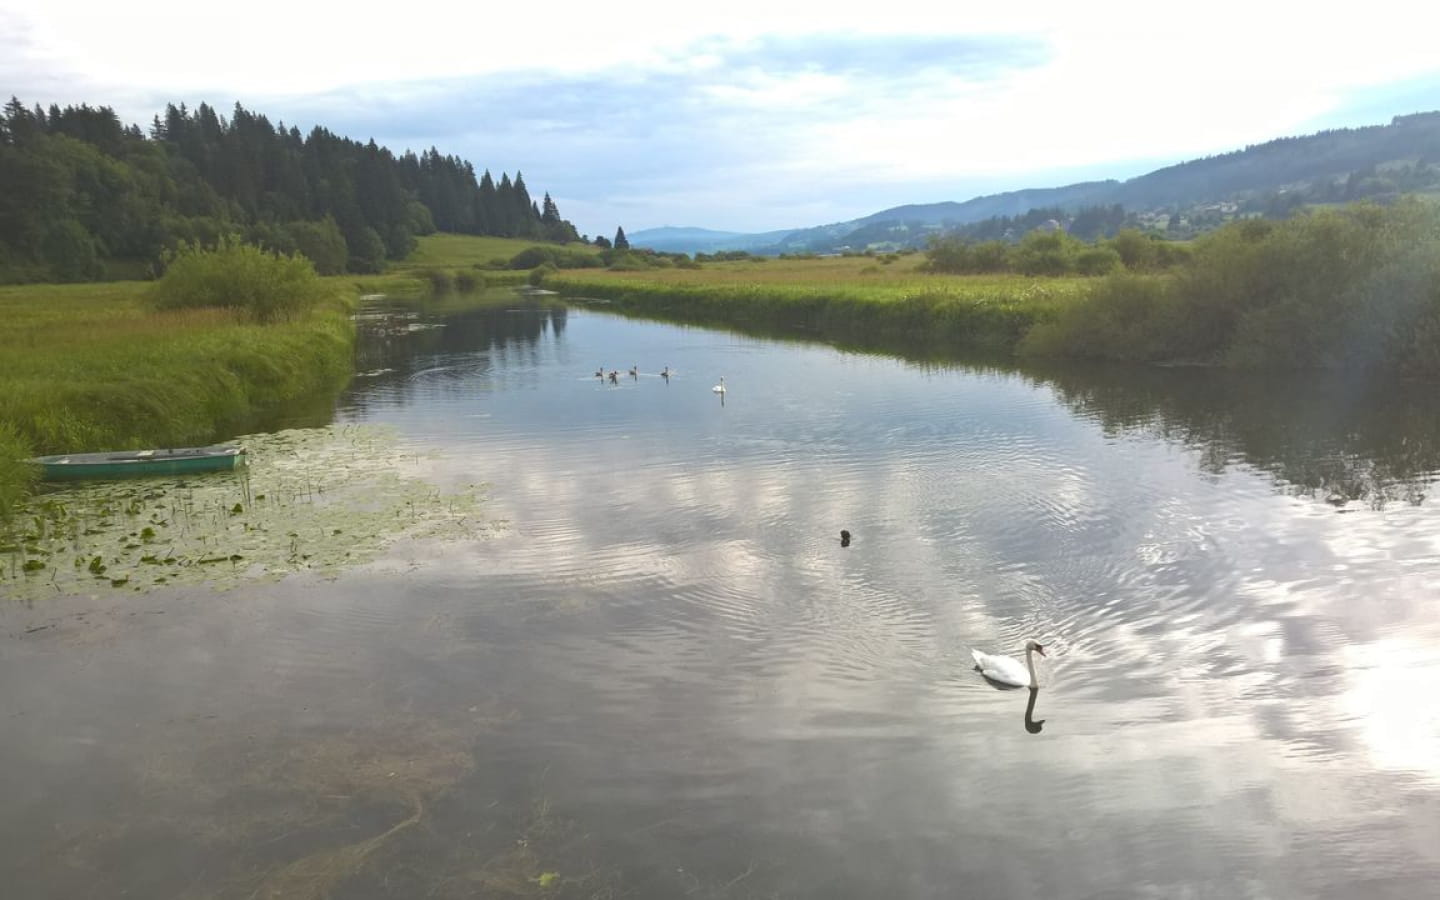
3, 297, 1439, 898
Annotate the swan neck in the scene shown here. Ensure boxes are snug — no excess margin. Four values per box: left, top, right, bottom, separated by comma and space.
1024, 646, 1038, 687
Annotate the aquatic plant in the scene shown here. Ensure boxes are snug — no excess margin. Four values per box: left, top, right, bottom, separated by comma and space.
1, 425, 493, 599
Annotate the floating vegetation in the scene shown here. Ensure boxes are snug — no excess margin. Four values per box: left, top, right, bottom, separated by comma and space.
1, 424, 492, 599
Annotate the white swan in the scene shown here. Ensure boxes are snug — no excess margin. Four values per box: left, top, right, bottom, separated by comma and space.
971, 640, 1046, 688
712, 377, 726, 393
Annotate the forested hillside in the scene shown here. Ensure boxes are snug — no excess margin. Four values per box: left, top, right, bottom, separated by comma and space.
728, 111, 1440, 255
0, 98, 583, 282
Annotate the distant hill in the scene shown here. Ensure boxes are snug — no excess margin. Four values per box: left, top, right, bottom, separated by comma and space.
1108, 111, 1440, 209
767, 181, 1120, 254
627, 225, 796, 254
642, 111, 1440, 255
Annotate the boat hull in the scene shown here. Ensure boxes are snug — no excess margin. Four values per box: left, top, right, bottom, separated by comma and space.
29, 446, 247, 481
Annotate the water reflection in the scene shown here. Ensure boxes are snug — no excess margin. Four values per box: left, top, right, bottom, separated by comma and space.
581, 298, 1440, 509
1024, 687, 1046, 734
347, 294, 569, 413
6, 297, 1438, 898
1029, 363, 1440, 508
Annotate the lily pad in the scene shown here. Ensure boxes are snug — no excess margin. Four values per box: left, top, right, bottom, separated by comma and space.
1, 424, 493, 599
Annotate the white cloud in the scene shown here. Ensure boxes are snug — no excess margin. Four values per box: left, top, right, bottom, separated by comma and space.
4, 0, 1440, 233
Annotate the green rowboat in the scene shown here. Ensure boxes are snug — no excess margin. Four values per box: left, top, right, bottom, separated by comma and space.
30, 445, 247, 481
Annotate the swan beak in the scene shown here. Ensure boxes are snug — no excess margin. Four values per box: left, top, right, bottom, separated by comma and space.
1035, 645, 1047, 657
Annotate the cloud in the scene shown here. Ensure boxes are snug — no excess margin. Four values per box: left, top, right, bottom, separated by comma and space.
4, 2, 1440, 234
240, 33, 1048, 234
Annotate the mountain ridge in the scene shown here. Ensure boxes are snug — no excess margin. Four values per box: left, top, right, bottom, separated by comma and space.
630, 111, 1440, 255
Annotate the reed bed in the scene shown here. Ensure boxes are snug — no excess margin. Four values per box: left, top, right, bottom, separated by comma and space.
545, 264, 1090, 355
0, 281, 355, 514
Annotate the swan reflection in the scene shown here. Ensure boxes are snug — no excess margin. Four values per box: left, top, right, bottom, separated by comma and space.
1024, 687, 1046, 734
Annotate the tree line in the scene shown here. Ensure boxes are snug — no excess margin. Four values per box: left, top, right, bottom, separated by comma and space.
0, 98, 584, 282
923, 226, 1192, 276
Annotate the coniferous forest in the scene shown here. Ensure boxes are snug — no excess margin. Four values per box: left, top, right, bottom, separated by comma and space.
0, 98, 583, 282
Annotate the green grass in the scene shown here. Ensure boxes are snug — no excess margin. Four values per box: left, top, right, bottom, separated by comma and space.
0, 280, 356, 516
0, 233, 591, 516
392, 233, 569, 271
543, 260, 1091, 356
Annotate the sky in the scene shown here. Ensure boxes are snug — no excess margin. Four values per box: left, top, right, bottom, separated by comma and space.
4, 1, 1440, 238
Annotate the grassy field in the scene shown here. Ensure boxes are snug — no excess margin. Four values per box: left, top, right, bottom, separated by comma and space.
0, 280, 356, 516
541, 256, 1092, 356
393, 233, 1094, 357
391, 234, 556, 271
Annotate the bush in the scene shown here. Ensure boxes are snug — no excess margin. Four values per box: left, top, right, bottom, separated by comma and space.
454, 270, 483, 292
529, 262, 557, 285
1074, 246, 1122, 276
1013, 230, 1081, 276
1021, 201, 1440, 371
286, 217, 349, 275
922, 237, 1011, 274
606, 252, 649, 271
507, 245, 603, 270
149, 237, 332, 323
346, 226, 387, 273
419, 268, 453, 294
1020, 273, 1176, 360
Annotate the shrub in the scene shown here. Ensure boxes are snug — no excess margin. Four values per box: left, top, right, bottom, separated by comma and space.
1021, 201, 1440, 371
529, 262, 557, 285
923, 237, 1012, 274
1020, 273, 1176, 360
1074, 247, 1122, 276
149, 237, 332, 323
286, 217, 349, 275
1013, 230, 1081, 276
419, 268, 453, 294
346, 226, 387, 273
454, 270, 483, 292
507, 245, 603, 270
606, 252, 649, 271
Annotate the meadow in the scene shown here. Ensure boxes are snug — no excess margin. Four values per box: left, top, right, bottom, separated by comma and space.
0, 279, 355, 516
539, 253, 1092, 356
388, 234, 552, 272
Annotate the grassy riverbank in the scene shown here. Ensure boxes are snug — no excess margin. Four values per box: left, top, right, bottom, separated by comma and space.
543, 259, 1091, 355
532, 203, 1440, 375
0, 237, 550, 518
0, 279, 356, 516
1020, 202, 1440, 372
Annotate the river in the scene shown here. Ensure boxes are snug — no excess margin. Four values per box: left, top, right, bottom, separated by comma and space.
3, 293, 1439, 898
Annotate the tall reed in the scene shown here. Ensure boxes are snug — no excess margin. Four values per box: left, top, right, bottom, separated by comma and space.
0, 281, 355, 517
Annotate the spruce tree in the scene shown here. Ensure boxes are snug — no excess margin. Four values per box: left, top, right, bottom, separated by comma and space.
614, 226, 629, 250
